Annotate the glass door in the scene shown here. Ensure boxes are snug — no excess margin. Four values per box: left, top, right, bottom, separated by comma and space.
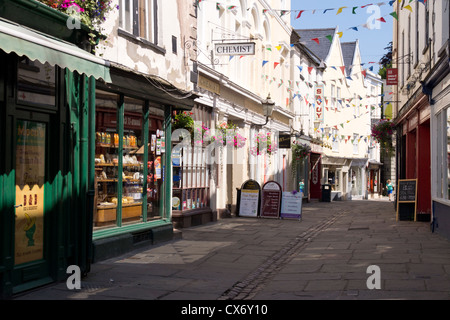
12, 115, 51, 291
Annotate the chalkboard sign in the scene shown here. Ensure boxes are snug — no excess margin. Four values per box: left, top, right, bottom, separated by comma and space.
260, 181, 282, 219
396, 179, 417, 221
398, 179, 417, 202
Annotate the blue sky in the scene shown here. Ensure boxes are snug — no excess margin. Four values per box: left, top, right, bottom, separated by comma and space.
290, 0, 394, 73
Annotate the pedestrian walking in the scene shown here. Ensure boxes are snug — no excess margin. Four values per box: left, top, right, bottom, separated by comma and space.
299, 179, 305, 196
386, 179, 394, 201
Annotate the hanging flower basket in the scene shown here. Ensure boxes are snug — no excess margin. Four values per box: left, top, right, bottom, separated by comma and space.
250, 132, 278, 156
371, 119, 395, 156
291, 141, 311, 178
207, 121, 247, 149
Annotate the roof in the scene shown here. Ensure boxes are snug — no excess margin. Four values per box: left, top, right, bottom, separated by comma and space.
295, 28, 337, 61
341, 41, 357, 74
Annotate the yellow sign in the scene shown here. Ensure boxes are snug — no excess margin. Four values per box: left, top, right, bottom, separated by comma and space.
15, 184, 44, 265
198, 74, 220, 95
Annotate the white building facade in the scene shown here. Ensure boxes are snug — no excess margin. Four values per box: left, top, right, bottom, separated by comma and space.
195, 0, 296, 217
295, 27, 382, 201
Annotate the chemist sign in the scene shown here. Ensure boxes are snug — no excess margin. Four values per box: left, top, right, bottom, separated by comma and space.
215, 42, 256, 56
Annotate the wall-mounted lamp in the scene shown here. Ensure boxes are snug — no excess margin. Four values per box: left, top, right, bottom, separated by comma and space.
259, 93, 275, 126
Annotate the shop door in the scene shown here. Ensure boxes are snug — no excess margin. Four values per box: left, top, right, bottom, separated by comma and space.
12, 113, 52, 292
310, 154, 321, 200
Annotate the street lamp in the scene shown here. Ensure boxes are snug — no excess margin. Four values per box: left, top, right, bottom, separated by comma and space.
260, 93, 275, 126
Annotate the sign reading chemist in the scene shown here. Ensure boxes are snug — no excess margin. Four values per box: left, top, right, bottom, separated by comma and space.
215, 42, 256, 56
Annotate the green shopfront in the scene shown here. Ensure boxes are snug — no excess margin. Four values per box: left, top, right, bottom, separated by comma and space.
0, 0, 196, 298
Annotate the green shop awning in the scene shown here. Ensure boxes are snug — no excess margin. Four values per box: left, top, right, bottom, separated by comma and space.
0, 17, 111, 82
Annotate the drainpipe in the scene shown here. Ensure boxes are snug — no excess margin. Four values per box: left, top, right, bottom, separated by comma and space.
79, 74, 88, 273
85, 76, 96, 271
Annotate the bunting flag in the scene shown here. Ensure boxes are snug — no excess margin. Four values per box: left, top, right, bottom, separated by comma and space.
201, 0, 425, 19
296, 10, 305, 19
336, 7, 347, 15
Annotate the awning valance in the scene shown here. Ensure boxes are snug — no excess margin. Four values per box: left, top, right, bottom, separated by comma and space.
0, 18, 111, 82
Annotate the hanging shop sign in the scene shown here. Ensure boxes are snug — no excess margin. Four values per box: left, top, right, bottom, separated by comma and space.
315, 85, 324, 123
239, 179, 261, 218
386, 68, 398, 86
278, 134, 291, 149
260, 181, 282, 219
215, 42, 256, 56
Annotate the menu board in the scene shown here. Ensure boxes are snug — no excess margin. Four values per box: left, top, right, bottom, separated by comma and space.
260, 181, 282, 219
280, 192, 303, 220
239, 179, 261, 218
396, 179, 417, 221
239, 189, 260, 217
397, 179, 417, 202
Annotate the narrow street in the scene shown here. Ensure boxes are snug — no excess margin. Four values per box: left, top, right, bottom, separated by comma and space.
15, 199, 450, 301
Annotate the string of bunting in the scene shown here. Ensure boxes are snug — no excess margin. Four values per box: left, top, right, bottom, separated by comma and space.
197, 0, 426, 19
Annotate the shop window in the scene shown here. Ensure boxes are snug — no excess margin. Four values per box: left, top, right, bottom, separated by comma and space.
172, 107, 211, 213
297, 157, 308, 197
94, 91, 166, 230
17, 58, 55, 107
119, 0, 157, 44
146, 110, 165, 221
123, 97, 145, 224
95, 90, 120, 228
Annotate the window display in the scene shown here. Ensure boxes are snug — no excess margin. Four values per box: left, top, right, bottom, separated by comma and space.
94, 90, 120, 227
172, 107, 211, 213
93, 90, 166, 229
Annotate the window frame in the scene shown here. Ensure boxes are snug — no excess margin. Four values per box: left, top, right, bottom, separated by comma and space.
119, 0, 158, 45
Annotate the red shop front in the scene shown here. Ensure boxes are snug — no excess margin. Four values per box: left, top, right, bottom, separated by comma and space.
396, 93, 431, 215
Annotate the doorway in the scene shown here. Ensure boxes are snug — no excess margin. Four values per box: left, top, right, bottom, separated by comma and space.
12, 113, 53, 293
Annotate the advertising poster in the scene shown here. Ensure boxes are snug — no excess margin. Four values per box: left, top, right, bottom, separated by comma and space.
155, 156, 162, 179
239, 189, 259, 217
15, 120, 46, 265
280, 192, 303, 220
260, 181, 282, 219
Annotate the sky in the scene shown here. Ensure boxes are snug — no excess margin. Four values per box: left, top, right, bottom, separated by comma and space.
290, 0, 394, 73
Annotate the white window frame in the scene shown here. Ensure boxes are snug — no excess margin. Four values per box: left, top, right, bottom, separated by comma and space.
119, 0, 157, 43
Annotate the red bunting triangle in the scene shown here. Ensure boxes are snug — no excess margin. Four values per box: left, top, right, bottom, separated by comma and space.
311, 38, 319, 45
308, 67, 313, 74
274, 62, 280, 69
296, 10, 305, 19
340, 66, 346, 75
376, 17, 386, 23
